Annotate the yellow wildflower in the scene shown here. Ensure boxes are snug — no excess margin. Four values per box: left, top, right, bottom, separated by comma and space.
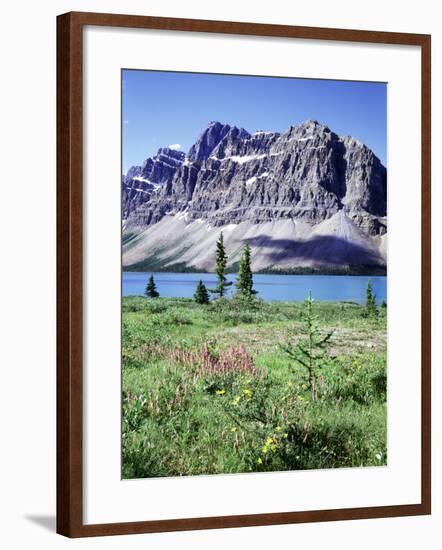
283, 432, 288, 439
230, 426, 237, 432
215, 389, 225, 395
243, 389, 253, 397
257, 457, 263, 465
275, 426, 282, 432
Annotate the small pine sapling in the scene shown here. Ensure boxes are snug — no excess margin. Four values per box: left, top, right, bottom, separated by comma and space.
280, 291, 333, 401
194, 280, 210, 304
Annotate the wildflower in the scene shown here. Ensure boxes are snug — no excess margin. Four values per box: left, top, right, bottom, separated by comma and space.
283, 432, 288, 439
275, 426, 282, 432
215, 389, 225, 395
257, 457, 263, 465
232, 396, 241, 406
230, 427, 237, 432
243, 388, 253, 397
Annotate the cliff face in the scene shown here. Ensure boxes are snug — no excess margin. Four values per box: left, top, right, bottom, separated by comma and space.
122, 120, 387, 272
122, 147, 185, 220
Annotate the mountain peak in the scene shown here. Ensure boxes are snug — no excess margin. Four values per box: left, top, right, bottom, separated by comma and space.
187, 122, 232, 161
207, 120, 227, 127
300, 119, 321, 127
293, 119, 330, 132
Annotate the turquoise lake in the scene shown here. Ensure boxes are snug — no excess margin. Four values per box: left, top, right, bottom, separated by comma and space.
122, 272, 386, 304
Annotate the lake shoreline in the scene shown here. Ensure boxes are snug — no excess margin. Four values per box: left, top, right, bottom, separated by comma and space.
123, 267, 387, 276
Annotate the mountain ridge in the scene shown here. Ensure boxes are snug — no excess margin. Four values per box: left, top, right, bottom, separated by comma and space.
122, 120, 387, 273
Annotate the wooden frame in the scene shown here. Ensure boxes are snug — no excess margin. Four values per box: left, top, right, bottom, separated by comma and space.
57, 11, 431, 538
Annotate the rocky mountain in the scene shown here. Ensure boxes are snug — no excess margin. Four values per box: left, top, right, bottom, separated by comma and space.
122, 120, 387, 273
122, 147, 185, 220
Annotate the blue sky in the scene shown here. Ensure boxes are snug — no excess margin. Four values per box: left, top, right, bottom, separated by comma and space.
122, 69, 386, 172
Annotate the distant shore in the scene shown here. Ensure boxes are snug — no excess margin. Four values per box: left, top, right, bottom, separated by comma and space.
123, 265, 387, 276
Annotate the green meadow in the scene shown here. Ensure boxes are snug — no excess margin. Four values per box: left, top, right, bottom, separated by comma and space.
122, 295, 387, 478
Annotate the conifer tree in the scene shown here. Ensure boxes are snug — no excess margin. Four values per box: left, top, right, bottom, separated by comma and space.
209, 232, 232, 298
194, 280, 210, 304
145, 274, 159, 298
235, 242, 257, 299
280, 291, 333, 401
365, 279, 377, 316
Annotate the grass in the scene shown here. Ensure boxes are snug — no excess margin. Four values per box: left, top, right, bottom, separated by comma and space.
122, 295, 387, 478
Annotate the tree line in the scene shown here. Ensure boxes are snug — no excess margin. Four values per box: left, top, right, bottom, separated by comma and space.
144, 232, 256, 304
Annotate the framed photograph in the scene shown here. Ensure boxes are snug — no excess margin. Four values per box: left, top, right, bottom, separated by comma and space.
57, 11, 431, 537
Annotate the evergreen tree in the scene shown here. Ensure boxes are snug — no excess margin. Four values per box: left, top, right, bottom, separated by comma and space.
209, 232, 232, 298
365, 279, 377, 316
235, 242, 257, 299
145, 274, 159, 298
194, 280, 210, 304
280, 291, 333, 401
